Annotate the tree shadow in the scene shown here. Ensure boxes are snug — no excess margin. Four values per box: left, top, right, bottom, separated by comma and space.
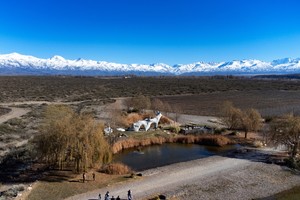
220, 144, 296, 172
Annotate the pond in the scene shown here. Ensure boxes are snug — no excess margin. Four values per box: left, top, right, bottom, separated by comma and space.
113, 143, 237, 171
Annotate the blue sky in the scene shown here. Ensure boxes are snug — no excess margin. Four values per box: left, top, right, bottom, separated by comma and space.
0, 0, 300, 64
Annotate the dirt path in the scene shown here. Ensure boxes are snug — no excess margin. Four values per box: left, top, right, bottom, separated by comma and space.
0, 100, 86, 124
0, 107, 29, 124
65, 155, 300, 200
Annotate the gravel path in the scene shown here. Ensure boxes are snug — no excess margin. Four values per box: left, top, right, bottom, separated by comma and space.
65, 155, 300, 200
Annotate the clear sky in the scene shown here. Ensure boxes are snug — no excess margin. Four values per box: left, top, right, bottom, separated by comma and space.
0, 0, 299, 65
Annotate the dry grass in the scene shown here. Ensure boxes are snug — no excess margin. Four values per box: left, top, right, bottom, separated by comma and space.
160, 116, 174, 124
112, 135, 231, 153
172, 135, 230, 146
112, 137, 166, 154
121, 113, 143, 127
101, 163, 132, 175
26, 171, 126, 200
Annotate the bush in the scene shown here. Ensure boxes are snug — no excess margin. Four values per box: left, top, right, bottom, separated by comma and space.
102, 163, 132, 175
214, 128, 226, 134
252, 140, 264, 148
285, 158, 300, 169
122, 113, 143, 127
159, 116, 173, 124
164, 125, 180, 133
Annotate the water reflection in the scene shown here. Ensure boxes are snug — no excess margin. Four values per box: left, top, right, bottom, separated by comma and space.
113, 143, 236, 171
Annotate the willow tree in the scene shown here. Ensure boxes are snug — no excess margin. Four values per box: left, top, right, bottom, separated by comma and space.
35, 105, 111, 172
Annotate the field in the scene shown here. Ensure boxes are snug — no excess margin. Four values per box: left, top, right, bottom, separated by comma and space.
1, 76, 300, 116
156, 90, 300, 116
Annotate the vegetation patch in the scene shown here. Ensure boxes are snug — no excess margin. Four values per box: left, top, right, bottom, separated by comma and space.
112, 135, 231, 154
101, 163, 132, 175
0, 107, 11, 116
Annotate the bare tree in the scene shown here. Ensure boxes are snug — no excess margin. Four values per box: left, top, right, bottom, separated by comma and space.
125, 95, 151, 113
151, 98, 165, 111
220, 101, 262, 138
270, 114, 300, 160
172, 104, 183, 123
240, 108, 262, 139
220, 101, 242, 130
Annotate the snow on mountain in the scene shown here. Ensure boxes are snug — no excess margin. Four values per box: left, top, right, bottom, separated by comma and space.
0, 53, 300, 76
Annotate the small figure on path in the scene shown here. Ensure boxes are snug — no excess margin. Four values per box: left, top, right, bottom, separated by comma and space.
128, 190, 132, 200
92, 172, 95, 181
98, 193, 101, 200
105, 191, 110, 200
83, 172, 86, 183
116, 196, 121, 200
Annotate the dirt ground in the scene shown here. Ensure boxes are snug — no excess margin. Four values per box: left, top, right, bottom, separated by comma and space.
66, 151, 300, 200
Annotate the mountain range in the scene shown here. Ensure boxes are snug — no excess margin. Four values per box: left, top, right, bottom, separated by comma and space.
0, 53, 300, 76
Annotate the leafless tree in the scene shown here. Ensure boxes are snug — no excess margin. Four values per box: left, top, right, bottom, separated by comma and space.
270, 114, 300, 160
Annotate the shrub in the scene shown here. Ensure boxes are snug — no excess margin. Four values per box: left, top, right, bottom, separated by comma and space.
214, 128, 226, 134
122, 113, 143, 127
252, 140, 264, 148
102, 163, 132, 175
164, 125, 180, 133
159, 116, 173, 124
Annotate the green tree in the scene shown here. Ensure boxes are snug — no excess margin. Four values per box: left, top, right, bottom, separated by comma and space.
35, 105, 111, 172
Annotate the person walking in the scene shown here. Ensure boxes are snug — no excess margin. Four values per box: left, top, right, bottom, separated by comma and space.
83, 172, 86, 183
92, 172, 95, 181
98, 193, 101, 200
105, 191, 110, 200
127, 190, 132, 200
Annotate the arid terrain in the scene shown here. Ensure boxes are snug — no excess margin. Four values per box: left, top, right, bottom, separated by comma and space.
0, 76, 300, 199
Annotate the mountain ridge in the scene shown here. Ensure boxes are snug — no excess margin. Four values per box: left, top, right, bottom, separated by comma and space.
0, 52, 300, 76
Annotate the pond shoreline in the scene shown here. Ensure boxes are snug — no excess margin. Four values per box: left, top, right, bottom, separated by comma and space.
66, 149, 300, 200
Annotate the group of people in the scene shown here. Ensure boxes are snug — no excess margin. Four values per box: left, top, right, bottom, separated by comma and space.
99, 190, 132, 200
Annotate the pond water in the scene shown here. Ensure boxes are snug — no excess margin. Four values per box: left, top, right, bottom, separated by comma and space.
113, 143, 237, 171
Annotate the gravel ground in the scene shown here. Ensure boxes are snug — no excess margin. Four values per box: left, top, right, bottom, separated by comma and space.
65, 154, 300, 200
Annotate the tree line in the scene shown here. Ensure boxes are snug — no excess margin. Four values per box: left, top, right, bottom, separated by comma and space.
221, 101, 299, 162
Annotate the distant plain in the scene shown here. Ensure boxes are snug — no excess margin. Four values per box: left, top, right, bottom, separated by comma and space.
1, 76, 300, 117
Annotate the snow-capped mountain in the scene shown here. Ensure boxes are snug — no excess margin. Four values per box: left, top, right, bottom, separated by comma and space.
0, 53, 300, 76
